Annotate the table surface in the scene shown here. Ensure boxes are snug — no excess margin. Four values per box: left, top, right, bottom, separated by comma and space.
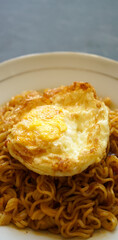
0, 0, 118, 62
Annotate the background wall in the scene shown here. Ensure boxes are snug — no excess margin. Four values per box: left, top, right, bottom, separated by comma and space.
0, 0, 118, 62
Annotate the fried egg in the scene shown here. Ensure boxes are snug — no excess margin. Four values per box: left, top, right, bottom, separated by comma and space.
7, 82, 109, 176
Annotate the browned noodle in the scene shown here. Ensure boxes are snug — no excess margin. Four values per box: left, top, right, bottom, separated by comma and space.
0, 91, 118, 238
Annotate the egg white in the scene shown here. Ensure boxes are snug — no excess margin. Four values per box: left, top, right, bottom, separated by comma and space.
7, 82, 109, 176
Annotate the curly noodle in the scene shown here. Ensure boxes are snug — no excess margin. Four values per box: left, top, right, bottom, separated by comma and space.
0, 91, 118, 239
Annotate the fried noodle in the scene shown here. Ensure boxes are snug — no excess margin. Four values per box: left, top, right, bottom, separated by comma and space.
0, 91, 118, 238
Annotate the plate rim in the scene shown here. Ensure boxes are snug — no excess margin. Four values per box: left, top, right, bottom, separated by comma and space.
0, 51, 118, 66
0, 52, 118, 84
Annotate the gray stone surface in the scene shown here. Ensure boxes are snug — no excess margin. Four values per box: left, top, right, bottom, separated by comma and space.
0, 0, 118, 62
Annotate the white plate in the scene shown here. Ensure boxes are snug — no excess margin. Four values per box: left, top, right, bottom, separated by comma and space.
0, 52, 118, 240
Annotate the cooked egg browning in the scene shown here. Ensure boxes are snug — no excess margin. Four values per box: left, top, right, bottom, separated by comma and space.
7, 82, 109, 176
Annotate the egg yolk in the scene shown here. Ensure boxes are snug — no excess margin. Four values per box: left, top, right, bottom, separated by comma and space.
20, 105, 67, 142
